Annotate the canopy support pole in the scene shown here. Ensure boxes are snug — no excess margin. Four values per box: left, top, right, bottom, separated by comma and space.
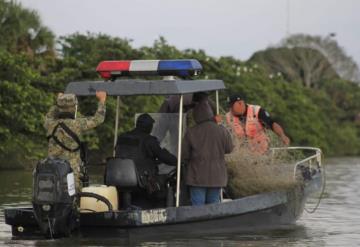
215, 90, 223, 201
113, 96, 120, 157
175, 94, 184, 207
215, 90, 219, 115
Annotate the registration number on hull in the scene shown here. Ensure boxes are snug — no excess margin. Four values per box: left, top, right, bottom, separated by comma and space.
141, 209, 167, 224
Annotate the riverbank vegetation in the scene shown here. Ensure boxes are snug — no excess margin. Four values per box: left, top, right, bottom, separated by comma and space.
0, 1, 359, 168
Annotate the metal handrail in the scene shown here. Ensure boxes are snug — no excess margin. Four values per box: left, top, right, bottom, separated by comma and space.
270, 146, 322, 179
270, 146, 322, 153
271, 146, 325, 214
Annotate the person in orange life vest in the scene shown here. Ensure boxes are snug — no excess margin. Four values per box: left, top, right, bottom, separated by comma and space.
225, 94, 290, 154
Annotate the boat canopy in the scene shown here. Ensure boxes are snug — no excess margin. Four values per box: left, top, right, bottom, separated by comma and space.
65, 79, 225, 96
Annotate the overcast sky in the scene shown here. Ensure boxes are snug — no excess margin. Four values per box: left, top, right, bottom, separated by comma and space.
18, 0, 360, 66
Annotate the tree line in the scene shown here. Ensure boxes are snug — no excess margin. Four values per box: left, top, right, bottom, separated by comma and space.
0, 0, 359, 168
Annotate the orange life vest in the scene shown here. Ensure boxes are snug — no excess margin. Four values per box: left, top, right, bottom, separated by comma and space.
226, 105, 269, 154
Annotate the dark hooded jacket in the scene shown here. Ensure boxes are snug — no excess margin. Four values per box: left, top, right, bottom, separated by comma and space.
115, 114, 177, 176
182, 100, 234, 187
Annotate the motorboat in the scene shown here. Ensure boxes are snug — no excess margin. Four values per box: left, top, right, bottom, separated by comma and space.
4, 60, 324, 238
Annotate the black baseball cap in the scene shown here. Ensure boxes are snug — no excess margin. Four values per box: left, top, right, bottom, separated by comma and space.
228, 94, 245, 106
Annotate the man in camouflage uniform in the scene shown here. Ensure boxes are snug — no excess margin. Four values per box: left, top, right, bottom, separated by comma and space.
44, 91, 107, 191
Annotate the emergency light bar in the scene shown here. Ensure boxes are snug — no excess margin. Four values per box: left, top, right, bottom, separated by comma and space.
96, 59, 202, 79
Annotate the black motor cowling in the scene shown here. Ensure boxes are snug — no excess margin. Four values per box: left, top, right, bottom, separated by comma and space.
32, 157, 77, 238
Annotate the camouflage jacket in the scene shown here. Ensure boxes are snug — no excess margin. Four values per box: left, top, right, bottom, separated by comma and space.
44, 102, 106, 160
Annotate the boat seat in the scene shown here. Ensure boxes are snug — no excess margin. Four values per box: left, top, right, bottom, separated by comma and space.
104, 158, 177, 209
105, 158, 139, 189
104, 158, 140, 209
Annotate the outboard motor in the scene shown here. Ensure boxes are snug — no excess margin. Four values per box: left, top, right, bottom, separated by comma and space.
32, 157, 77, 238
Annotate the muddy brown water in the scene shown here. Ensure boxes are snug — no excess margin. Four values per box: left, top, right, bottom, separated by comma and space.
0, 157, 359, 246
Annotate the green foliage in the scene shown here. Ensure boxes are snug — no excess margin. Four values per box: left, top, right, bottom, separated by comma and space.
249, 47, 339, 88
0, 0, 55, 59
0, 51, 53, 167
282, 33, 360, 83
58, 32, 140, 80
0, 2, 359, 169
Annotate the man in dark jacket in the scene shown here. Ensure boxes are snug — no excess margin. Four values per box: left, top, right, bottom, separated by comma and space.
182, 100, 234, 206
115, 113, 177, 206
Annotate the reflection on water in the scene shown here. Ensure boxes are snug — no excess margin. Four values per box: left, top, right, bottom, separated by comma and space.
1, 157, 360, 246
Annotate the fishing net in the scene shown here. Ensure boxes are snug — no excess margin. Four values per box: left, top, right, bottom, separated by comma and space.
224, 127, 304, 198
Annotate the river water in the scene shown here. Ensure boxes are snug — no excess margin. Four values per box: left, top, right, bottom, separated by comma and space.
0, 157, 359, 246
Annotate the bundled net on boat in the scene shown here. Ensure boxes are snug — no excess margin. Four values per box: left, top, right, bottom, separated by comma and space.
224, 128, 304, 198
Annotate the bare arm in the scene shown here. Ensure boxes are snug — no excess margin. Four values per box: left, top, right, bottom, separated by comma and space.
272, 122, 290, 145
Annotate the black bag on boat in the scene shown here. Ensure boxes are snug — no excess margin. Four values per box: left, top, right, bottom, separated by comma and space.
32, 157, 77, 238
